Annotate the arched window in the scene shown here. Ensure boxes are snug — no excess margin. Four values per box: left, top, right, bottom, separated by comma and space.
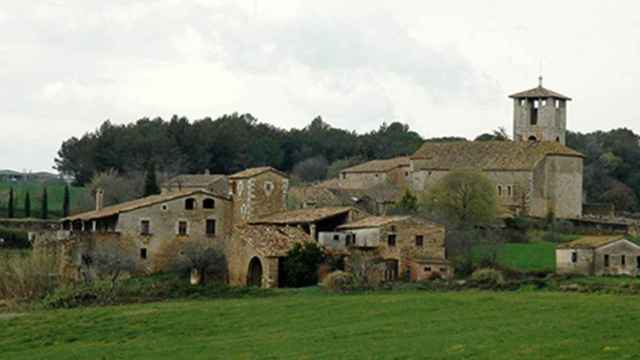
185, 198, 196, 210
528, 136, 537, 142
497, 185, 503, 197
203, 198, 215, 209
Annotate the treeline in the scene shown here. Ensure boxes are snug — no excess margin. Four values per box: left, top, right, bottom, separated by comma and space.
567, 128, 640, 212
55, 114, 425, 185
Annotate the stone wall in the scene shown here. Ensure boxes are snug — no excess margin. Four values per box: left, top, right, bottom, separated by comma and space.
594, 241, 640, 276
339, 172, 389, 189
556, 248, 594, 275
543, 155, 583, 219
231, 171, 288, 225
513, 98, 567, 144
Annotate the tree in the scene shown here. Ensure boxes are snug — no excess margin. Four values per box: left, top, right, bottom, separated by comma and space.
143, 161, 161, 196
24, 192, 31, 218
422, 170, 497, 228
8, 188, 14, 219
82, 240, 137, 292
391, 189, 419, 214
292, 156, 329, 183
326, 157, 366, 179
62, 185, 70, 217
282, 242, 325, 287
475, 127, 510, 142
40, 187, 48, 220
155, 237, 227, 284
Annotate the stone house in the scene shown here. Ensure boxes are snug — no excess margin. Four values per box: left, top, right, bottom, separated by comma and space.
339, 156, 411, 189
556, 236, 640, 276
410, 140, 584, 219
319, 216, 449, 281
162, 172, 228, 195
61, 189, 233, 273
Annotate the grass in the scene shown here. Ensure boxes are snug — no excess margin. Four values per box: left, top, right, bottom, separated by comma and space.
0, 180, 87, 219
472, 241, 557, 272
2, 289, 640, 359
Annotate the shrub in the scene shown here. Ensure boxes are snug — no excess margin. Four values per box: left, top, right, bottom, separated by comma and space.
452, 256, 475, 278
471, 268, 505, 286
0, 227, 30, 248
0, 251, 59, 302
321, 271, 355, 293
282, 242, 325, 288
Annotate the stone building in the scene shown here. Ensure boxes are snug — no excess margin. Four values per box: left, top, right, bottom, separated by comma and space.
556, 236, 640, 276
410, 140, 584, 219
319, 216, 449, 281
162, 172, 228, 195
510, 77, 571, 145
339, 156, 411, 189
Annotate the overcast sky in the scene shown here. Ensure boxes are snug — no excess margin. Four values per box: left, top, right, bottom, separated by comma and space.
2, 1, 640, 172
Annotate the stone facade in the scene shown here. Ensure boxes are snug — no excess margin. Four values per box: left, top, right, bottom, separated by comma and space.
229, 168, 289, 224
557, 237, 640, 276
338, 157, 410, 190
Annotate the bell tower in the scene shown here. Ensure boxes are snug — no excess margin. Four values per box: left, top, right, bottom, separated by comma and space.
509, 77, 571, 145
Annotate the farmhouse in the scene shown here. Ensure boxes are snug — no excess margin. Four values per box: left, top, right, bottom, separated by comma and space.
320, 216, 449, 281
556, 236, 640, 276
47, 166, 447, 288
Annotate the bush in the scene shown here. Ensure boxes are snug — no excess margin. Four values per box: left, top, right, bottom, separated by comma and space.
452, 256, 475, 278
321, 271, 355, 293
471, 268, 505, 286
0, 227, 30, 248
0, 251, 59, 302
282, 243, 325, 287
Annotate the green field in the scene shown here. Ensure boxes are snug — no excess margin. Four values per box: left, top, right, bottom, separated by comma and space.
1, 289, 640, 359
0, 181, 87, 218
472, 241, 557, 272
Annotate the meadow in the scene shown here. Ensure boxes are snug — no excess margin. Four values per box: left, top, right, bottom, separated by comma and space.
1, 289, 640, 359
0, 180, 87, 218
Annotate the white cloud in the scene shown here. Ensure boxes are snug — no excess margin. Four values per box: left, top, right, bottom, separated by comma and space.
1, 0, 640, 172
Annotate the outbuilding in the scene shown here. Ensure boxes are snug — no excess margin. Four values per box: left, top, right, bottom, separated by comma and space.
556, 236, 640, 276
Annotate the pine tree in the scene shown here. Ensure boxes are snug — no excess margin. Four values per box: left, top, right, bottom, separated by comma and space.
63, 185, 70, 217
8, 187, 14, 218
143, 161, 161, 196
24, 192, 31, 218
41, 187, 48, 220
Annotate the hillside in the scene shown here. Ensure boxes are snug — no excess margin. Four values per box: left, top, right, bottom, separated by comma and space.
0, 181, 87, 219
1, 290, 638, 359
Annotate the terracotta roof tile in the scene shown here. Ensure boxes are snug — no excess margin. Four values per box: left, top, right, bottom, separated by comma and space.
236, 224, 310, 257
411, 141, 583, 171
341, 157, 410, 173
338, 216, 441, 230
509, 86, 571, 100
251, 207, 353, 225
229, 167, 288, 179
65, 189, 229, 221
558, 236, 630, 249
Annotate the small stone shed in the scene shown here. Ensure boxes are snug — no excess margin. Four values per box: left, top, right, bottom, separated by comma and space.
556, 236, 640, 276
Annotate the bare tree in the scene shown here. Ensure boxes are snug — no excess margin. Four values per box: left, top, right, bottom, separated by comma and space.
156, 238, 227, 285
82, 240, 137, 292
347, 249, 386, 288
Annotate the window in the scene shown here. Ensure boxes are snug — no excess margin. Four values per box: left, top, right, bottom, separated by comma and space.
415, 235, 424, 247
140, 248, 148, 260
604, 254, 610, 267
507, 186, 512, 197
571, 251, 577, 263
542, 99, 547, 106
345, 234, 354, 246
178, 221, 188, 236
206, 219, 216, 236
497, 185, 503, 197
519, 99, 525, 106
637, 256, 640, 269
388, 234, 397, 247
185, 198, 196, 210
622, 255, 626, 267
405, 171, 409, 177
555, 99, 560, 109
424, 266, 432, 272
264, 181, 274, 194
203, 198, 215, 209
528, 136, 537, 142
161, 204, 168, 211
140, 220, 150, 235
390, 225, 397, 232
333, 234, 340, 241
556, 137, 560, 142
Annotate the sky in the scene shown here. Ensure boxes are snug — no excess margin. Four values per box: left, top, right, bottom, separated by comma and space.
2, 0, 640, 172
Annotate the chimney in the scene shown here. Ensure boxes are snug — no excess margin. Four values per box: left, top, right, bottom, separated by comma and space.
96, 188, 104, 211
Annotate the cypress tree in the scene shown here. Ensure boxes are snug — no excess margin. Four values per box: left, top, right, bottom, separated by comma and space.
143, 161, 161, 196
41, 187, 48, 220
63, 185, 70, 217
24, 192, 31, 218
8, 187, 14, 218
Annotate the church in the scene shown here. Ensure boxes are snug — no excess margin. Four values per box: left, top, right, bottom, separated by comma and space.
339, 79, 584, 219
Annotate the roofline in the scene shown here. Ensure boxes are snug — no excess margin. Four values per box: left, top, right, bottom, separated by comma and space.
249, 207, 354, 225
557, 237, 630, 250
64, 189, 231, 222
340, 165, 409, 174
229, 167, 289, 179
508, 94, 572, 101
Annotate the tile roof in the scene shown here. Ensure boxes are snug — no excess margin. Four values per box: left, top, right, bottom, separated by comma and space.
411, 141, 583, 171
509, 86, 571, 100
65, 189, 230, 221
236, 224, 310, 257
557, 236, 632, 249
341, 157, 410, 173
250, 207, 353, 225
229, 166, 288, 179
163, 174, 226, 188
338, 216, 441, 230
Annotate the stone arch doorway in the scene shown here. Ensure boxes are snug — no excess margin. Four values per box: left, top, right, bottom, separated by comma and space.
247, 257, 263, 287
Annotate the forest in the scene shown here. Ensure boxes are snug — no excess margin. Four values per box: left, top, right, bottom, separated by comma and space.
53, 113, 640, 212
